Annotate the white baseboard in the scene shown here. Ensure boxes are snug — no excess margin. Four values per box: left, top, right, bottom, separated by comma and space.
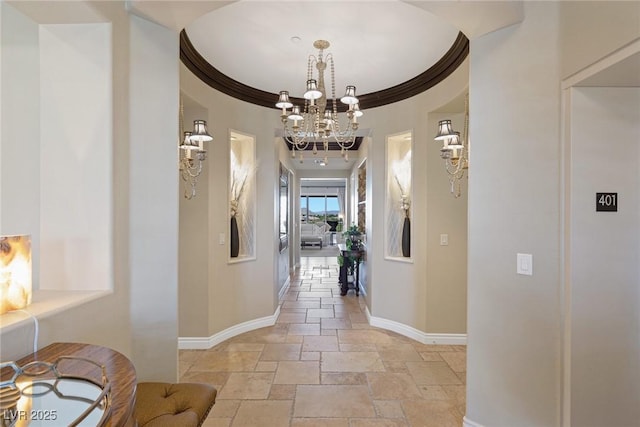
463, 416, 485, 427
178, 306, 281, 350
365, 306, 466, 345
278, 276, 291, 301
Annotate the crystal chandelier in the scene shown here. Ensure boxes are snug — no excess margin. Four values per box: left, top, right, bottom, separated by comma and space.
179, 99, 212, 199
276, 40, 363, 164
434, 93, 469, 198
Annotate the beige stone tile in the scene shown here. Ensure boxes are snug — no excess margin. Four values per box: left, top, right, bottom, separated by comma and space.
282, 300, 321, 309
260, 343, 301, 361
280, 308, 308, 314
418, 385, 450, 400
402, 399, 462, 427
440, 351, 466, 373
321, 372, 368, 385
450, 345, 467, 352
305, 317, 322, 324
208, 399, 240, 418
351, 323, 374, 329
373, 400, 405, 418
442, 384, 466, 408
419, 352, 443, 362
350, 419, 408, 427
288, 323, 321, 336
202, 417, 231, 427
179, 370, 229, 387
274, 361, 320, 384
286, 335, 304, 343
294, 385, 376, 418
179, 349, 205, 365
411, 344, 455, 352
321, 318, 352, 330
339, 343, 377, 352
302, 335, 339, 352
232, 400, 293, 427
338, 330, 396, 345
321, 329, 338, 336
291, 419, 349, 427
382, 360, 409, 373
255, 361, 278, 372
321, 352, 385, 372
192, 351, 261, 372
217, 372, 274, 399
321, 297, 347, 305
298, 291, 333, 298
301, 351, 320, 361
366, 372, 422, 400
332, 309, 350, 319
376, 343, 423, 362
225, 343, 265, 352
405, 361, 462, 385
268, 384, 296, 400
456, 370, 466, 385
306, 308, 335, 318
276, 312, 308, 323
349, 313, 368, 323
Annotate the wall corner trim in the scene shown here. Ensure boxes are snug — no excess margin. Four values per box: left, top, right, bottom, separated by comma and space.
365, 307, 467, 345
278, 276, 291, 301
178, 306, 281, 350
463, 416, 485, 427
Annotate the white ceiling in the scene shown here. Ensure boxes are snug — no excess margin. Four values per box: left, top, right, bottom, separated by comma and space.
185, 1, 460, 96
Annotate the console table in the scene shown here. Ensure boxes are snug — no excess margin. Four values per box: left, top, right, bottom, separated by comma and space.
1, 342, 137, 426
338, 243, 364, 296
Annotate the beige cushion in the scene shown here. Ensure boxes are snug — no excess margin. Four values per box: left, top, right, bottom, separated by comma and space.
135, 382, 217, 427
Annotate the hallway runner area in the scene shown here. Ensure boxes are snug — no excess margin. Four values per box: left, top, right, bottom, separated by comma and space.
179, 256, 466, 427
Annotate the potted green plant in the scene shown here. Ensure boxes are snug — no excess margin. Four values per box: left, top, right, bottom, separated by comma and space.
342, 224, 362, 250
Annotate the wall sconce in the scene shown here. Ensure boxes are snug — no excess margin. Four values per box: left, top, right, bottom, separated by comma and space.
0, 235, 32, 315
179, 98, 213, 199
434, 93, 469, 198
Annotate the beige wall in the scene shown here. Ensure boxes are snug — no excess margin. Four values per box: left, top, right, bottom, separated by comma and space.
363, 62, 468, 334
467, 2, 562, 425
1, 1, 180, 382
568, 87, 640, 426
560, 1, 640, 79
466, 1, 640, 426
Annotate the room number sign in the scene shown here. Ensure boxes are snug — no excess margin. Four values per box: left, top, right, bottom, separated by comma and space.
596, 192, 617, 212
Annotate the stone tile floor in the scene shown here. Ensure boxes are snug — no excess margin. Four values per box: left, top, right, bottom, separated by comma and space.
180, 256, 466, 427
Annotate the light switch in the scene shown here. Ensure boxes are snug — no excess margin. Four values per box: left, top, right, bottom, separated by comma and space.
517, 253, 533, 276
440, 234, 449, 246
219, 233, 225, 245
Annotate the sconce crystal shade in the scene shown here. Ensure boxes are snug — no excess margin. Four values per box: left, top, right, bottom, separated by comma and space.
340, 85, 358, 105
276, 91, 293, 109
0, 235, 32, 315
434, 119, 455, 140
190, 120, 213, 143
304, 79, 322, 100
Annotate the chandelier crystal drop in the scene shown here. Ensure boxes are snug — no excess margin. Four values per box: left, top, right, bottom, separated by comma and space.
276, 40, 363, 164
434, 93, 469, 198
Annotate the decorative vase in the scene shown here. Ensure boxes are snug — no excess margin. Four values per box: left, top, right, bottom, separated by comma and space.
402, 217, 410, 257
230, 216, 239, 258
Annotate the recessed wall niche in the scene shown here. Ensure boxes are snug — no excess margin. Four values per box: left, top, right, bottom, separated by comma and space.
229, 130, 256, 262
385, 131, 412, 260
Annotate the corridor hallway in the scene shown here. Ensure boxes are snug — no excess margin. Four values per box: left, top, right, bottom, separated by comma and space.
179, 256, 467, 427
